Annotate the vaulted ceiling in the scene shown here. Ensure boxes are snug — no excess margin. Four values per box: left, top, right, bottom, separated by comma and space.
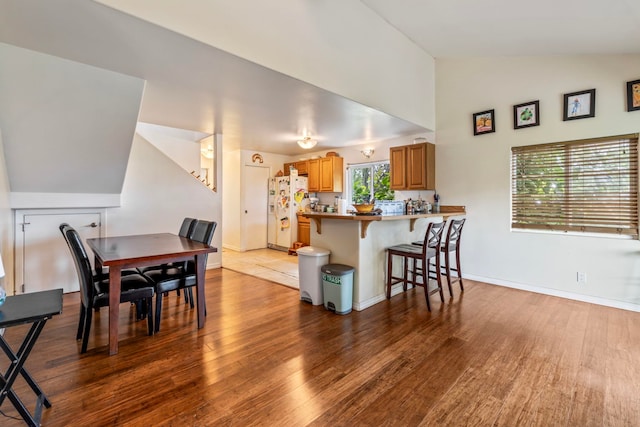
1, 0, 638, 194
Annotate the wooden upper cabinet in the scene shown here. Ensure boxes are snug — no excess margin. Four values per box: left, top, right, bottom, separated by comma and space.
283, 162, 294, 176
320, 157, 343, 192
305, 157, 343, 192
307, 159, 320, 191
295, 161, 308, 175
389, 142, 435, 190
284, 160, 309, 176
389, 146, 407, 190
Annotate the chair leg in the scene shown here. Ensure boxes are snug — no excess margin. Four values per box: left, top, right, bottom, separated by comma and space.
422, 261, 431, 312
81, 307, 93, 353
386, 251, 393, 299
402, 255, 409, 291
77, 305, 86, 340
155, 292, 163, 333
146, 297, 154, 335
187, 288, 194, 309
434, 252, 445, 303
455, 248, 464, 291
444, 250, 454, 297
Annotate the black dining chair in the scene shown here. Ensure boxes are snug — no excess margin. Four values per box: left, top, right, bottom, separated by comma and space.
60, 224, 155, 353
386, 221, 445, 311
143, 219, 216, 332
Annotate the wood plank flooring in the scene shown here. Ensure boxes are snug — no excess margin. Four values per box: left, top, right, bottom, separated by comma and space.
1, 268, 639, 426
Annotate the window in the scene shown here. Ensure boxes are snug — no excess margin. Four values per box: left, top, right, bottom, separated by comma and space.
348, 161, 394, 204
511, 133, 638, 237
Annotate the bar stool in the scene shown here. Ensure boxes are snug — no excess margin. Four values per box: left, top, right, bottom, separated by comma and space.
413, 218, 466, 297
386, 221, 446, 311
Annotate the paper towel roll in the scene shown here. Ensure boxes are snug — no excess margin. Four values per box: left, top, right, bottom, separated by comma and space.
338, 198, 348, 214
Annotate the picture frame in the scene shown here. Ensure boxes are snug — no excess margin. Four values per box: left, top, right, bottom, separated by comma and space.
563, 89, 596, 121
627, 79, 640, 112
513, 100, 540, 129
473, 109, 495, 135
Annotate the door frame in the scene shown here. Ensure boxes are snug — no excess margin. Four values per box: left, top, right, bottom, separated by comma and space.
14, 208, 106, 295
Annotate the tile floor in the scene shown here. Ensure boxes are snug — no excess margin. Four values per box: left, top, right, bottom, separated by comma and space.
222, 247, 300, 289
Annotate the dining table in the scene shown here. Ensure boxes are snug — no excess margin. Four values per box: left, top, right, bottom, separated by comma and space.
86, 233, 217, 355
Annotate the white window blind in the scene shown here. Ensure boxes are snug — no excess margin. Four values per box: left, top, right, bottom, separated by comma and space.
511, 133, 639, 237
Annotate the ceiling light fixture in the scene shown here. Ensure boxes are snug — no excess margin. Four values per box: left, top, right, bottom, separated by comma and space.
361, 148, 375, 158
297, 136, 317, 149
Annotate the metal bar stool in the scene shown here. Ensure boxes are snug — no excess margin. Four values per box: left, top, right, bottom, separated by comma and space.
386, 221, 446, 311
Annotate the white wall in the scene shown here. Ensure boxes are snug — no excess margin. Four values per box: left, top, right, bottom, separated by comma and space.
108, 134, 222, 268
436, 54, 640, 309
95, 0, 436, 130
0, 129, 13, 292
222, 148, 290, 251
222, 149, 241, 251
135, 123, 202, 174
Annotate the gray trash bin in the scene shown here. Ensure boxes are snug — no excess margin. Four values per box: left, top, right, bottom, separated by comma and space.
321, 264, 355, 315
297, 246, 330, 305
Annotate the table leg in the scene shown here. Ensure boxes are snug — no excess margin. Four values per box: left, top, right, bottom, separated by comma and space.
108, 266, 122, 355
196, 253, 206, 329
0, 320, 49, 427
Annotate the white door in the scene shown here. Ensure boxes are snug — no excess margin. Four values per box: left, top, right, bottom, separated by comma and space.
244, 165, 269, 250
15, 210, 103, 294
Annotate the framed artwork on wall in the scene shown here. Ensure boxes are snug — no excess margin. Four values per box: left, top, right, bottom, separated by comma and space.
563, 89, 596, 121
513, 100, 540, 129
627, 79, 640, 112
473, 109, 495, 135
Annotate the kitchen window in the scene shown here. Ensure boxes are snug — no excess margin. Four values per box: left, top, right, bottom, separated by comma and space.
347, 161, 394, 204
511, 133, 639, 237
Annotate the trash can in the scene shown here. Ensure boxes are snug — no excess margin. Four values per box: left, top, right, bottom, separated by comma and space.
297, 246, 330, 305
321, 264, 355, 315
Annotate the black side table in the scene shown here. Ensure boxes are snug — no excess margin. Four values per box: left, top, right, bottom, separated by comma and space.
0, 288, 63, 427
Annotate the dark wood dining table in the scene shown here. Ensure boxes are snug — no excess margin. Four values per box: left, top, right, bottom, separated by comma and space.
86, 233, 217, 355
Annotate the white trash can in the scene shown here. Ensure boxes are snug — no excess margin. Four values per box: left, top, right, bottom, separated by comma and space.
296, 246, 330, 305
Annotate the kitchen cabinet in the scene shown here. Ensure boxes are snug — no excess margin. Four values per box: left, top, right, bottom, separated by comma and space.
297, 213, 310, 245
306, 156, 343, 192
320, 157, 343, 192
389, 142, 435, 190
283, 160, 309, 176
308, 159, 320, 191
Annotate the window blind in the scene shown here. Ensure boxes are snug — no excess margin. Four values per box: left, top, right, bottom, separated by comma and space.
511, 133, 639, 237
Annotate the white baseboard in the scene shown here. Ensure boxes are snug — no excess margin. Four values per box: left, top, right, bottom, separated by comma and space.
222, 243, 243, 252
353, 284, 406, 311
464, 274, 640, 313
354, 278, 640, 313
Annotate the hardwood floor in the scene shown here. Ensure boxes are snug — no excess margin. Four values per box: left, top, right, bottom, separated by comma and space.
2, 268, 640, 426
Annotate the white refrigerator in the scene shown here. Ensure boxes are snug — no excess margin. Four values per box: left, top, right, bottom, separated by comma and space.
268, 175, 308, 251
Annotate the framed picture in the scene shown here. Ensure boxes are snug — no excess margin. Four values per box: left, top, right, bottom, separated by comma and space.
473, 109, 495, 135
563, 89, 596, 121
627, 79, 640, 112
513, 100, 540, 129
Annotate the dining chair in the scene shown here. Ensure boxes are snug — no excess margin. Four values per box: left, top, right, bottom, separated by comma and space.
386, 221, 445, 311
138, 217, 196, 275
59, 224, 155, 353
413, 218, 466, 297
143, 219, 216, 332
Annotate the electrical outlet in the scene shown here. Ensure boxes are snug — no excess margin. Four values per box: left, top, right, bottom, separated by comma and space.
577, 272, 587, 284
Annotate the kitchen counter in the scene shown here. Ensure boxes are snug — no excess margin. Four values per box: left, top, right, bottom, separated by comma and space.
303, 206, 466, 238
303, 206, 466, 311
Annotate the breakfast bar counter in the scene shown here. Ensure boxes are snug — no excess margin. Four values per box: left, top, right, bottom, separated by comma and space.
302, 206, 466, 311
304, 208, 466, 238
